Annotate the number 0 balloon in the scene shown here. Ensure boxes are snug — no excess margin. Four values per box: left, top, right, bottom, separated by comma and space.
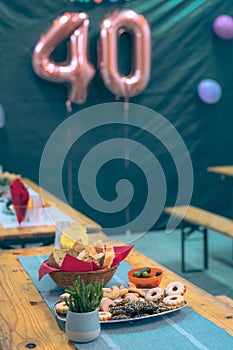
99, 10, 151, 99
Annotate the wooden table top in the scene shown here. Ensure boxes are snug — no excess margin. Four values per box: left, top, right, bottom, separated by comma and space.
0, 178, 101, 244
0, 233, 232, 349
207, 166, 233, 178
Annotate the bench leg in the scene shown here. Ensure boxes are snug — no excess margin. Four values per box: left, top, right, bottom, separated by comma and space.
181, 226, 186, 273
203, 228, 208, 269
180, 224, 208, 272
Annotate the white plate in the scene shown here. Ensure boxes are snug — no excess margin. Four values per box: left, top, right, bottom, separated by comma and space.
53, 300, 187, 324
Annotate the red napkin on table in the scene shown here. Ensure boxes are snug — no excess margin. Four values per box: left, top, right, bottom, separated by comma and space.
38, 244, 134, 280
10, 178, 29, 224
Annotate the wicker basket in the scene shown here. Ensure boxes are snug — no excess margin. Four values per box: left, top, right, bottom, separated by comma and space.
48, 263, 119, 290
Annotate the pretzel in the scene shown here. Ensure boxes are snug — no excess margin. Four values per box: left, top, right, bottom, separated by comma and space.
128, 282, 136, 288
99, 311, 112, 321
128, 287, 145, 298
119, 288, 129, 296
103, 286, 120, 299
99, 297, 115, 312
59, 293, 71, 301
55, 301, 69, 314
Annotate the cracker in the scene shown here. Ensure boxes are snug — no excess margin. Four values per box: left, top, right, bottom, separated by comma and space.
52, 249, 67, 267
72, 240, 86, 253
46, 252, 59, 268
103, 246, 115, 268
92, 252, 105, 266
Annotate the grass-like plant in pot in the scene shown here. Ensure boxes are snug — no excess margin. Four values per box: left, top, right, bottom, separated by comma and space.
64, 276, 104, 343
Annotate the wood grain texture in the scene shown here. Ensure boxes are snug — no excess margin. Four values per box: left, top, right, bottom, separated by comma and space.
216, 295, 233, 308
164, 205, 233, 239
0, 236, 232, 349
0, 178, 101, 243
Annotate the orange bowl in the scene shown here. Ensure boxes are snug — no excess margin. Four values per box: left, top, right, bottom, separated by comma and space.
128, 267, 163, 289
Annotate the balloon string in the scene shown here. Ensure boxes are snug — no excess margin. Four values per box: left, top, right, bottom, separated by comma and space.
123, 82, 130, 224
66, 99, 72, 113
123, 83, 129, 170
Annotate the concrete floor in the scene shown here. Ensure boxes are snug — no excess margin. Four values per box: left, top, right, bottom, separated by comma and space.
111, 229, 233, 299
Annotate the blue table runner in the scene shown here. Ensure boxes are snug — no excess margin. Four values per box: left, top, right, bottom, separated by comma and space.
18, 255, 233, 350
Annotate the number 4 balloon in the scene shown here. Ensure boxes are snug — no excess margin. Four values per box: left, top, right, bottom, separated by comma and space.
32, 12, 95, 105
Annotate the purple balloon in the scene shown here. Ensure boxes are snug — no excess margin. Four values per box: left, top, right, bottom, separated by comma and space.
213, 15, 233, 40
197, 79, 222, 104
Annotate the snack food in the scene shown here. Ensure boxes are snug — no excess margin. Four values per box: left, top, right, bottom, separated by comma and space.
128, 287, 145, 298
133, 267, 151, 278
99, 297, 116, 312
55, 279, 187, 321
103, 286, 120, 299
128, 267, 163, 289
145, 287, 164, 303
60, 293, 72, 301
163, 295, 185, 309
47, 240, 115, 269
55, 301, 69, 314
165, 281, 186, 296
47, 249, 67, 269
98, 311, 112, 321
103, 246, 115, 268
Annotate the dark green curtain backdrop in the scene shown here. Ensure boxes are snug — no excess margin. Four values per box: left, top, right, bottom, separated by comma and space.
0, 0, 233, 231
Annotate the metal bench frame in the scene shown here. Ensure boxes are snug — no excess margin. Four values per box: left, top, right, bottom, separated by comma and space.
180, 221, 208, 272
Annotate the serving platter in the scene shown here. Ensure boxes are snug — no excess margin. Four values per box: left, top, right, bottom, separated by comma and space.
53, 300, 187, 324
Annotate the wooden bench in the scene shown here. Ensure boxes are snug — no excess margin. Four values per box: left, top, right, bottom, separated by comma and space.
164, 205, 233, 272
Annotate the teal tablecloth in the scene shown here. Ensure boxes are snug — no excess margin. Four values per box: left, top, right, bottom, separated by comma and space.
18, 255, 233, 350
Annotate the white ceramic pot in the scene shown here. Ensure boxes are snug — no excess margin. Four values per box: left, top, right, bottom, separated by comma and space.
65, 309, 100, 343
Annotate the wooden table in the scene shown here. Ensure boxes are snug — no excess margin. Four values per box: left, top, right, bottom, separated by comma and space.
0, 233, 232, 349
207, 166, 233, 179
0, 178, 101, 248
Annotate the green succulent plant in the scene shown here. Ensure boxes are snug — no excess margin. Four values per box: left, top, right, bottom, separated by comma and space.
64, 276, 104, 313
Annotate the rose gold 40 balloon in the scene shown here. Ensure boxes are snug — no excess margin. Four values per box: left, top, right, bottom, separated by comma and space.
32, 10, 151, 107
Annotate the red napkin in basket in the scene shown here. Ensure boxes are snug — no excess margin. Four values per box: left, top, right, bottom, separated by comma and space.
10, 178, 29, 224
38, 244, 134, 280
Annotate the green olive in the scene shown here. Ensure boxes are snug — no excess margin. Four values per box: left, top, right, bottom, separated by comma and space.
155, 271, 162, 277
141, 267, 151, 273
132, 267, 152, 278
141, 271, 151, 278
133, 271, 142, 278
